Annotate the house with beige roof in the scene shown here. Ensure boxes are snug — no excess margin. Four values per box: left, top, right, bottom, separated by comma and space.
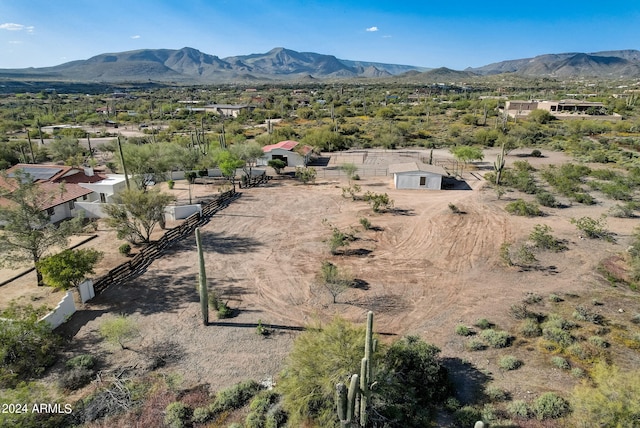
388, 162, 447, 190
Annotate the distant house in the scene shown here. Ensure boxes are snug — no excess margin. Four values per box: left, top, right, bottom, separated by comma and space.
1, 164, 109, 223
203, 104, 255, 118
388, 162, 447, 190
257, 140, 314, 167
503, 100, 621, 120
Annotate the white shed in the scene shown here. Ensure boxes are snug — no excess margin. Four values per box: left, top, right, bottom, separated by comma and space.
388, 162, 447, 190
257, 140, 313, 167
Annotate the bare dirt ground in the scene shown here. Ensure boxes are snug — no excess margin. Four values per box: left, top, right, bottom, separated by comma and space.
3, 148, 640, 418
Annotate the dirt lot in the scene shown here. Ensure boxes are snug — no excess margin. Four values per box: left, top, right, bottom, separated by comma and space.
3, 148, 640, 413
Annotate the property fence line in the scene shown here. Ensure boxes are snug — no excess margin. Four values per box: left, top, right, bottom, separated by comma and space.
239, 173, 272, 189
92, 189, 238, 295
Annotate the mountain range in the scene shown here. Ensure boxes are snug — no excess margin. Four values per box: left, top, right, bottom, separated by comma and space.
1, 47, 640, 84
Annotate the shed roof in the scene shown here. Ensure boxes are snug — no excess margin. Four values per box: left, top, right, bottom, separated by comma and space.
262, 140, 300, 152
388, 162, 447, 176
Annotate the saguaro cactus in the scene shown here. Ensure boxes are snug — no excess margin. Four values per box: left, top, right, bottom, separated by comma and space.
336, 311, 377, 427
195, 227, 209, 325
494, 142, 506, 186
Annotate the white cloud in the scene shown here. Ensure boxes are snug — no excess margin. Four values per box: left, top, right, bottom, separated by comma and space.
366, 26, 379, 32
131, 35, 141, 39
8, 40, 22, 44
383, 35, 392, 38
0, 23, 34, 32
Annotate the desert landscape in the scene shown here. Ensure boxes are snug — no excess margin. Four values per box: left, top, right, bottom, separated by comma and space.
3, 147, 639, 425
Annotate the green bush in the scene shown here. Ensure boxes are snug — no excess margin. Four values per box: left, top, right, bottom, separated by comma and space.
536, 190, 559, 207
588, 336, 609, 348
454, 405, 482, 427
455, 324, 472, 336
118, 243, 132, 256
65, 354, 96, 370
498, 355, 522, 370
465, 338, 486, 351
58, 367, 93, 391
548, 293, 563, 302
532, 392, 570, 420
480, 329, 512, 348
551, 356, 570, 370
507, 400, 530, 419
474, 318, 493, 329
486, 385, 508, 402
519, 318, 542, 338
505, 199, 543, 216
529, 224, 567, 252
570, 216, 613, 241
573, 192, 596, 205
608, 203, 635, 218
542, 327, 575, 348
573, 305, 605, 325
164, 402, 192, 428
359, 217, 372, 230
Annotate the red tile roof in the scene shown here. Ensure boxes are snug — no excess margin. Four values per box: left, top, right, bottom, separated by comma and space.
1, 164, 106, 210
262, 140, 300, 152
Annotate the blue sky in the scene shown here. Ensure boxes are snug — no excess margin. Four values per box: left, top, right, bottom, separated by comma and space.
1, 0, 639, 70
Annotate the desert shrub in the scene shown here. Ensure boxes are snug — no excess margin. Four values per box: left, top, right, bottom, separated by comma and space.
454, 406, 482, 427
519, 318, 542, 338
570, 216, 613, 241
465, 338, 486, 351
531, 149, 542, 157
573, 192, 596, 205
207, 380, 261, 416
342, 183, 362, 200
572, 305, 605, 325
58, 367, 94, 391
118, 243, 132, 256
608, 203, 635, 218
245, 390, 280, 428
548, 293, 563, 303
444, 397, 461, 412
0, 381, 69, 428
485, 385, 508, 402
523, 292, 543, 304
164, 401, 192, 428
216, 300, 233, 319
505, 199, 543, 216
0, 309, 61, 387
535, 190, 559, 207
588, 336, 609, 348
375, 335, 451, 426
514, 244, 538, 267
542, 327, 575, 348
448, 203, 462, 214
455, 324, 472, 336
480, 329, 512, 348
551, 356, 570, 370
631, 313, 640, 325
295, 166, 317, 184
66, 354, 96, 370
359, 217, 371, 230
498, 355, 522, 371
277, 318, 369, 427
543, 314, 577, 331
509, 303, 537, 320
507, 400, 530, 419
98, 315, 139, 350
499, 242, 513, 266
362, 191, 394, 212
529, 224, 567, 252
570, 367, 585, 378
532, 392, 570, 420
474, 318, 493, 329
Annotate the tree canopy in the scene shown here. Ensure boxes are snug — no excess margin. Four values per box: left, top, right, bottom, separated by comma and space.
103, 188, 175, 244
37, 248, 103, 289
0, 169, 82, 285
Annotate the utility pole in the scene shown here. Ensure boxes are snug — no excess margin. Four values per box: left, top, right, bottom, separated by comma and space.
117, 135, 131, 190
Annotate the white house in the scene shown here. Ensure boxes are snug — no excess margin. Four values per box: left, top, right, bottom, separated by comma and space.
1, 164, 111, 223
257, 140, 314, 167
388, 162, 447, 190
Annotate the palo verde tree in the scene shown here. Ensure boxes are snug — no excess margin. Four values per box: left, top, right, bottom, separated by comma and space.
229, 141, 264, 178
0, 169, 83, 285
103, 188, 175, 244
37, 248, 103, 290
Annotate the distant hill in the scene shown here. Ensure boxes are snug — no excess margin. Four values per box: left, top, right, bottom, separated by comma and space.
0, 47, 425, 83
467, 50, 640, 78
1, 47, 640, 85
